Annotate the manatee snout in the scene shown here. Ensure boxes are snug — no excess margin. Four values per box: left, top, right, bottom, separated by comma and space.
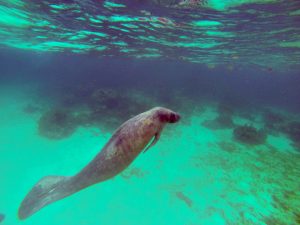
168, 112, 180, 123
154, 107, 181, 124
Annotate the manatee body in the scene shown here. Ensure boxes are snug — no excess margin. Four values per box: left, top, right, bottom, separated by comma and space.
18, 107, 180, 220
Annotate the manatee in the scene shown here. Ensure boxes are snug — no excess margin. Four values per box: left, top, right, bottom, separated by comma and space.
18, 107, 180, 220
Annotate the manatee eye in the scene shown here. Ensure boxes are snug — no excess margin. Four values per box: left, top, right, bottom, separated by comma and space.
158, 113, 168, 122
170, 113, 176, 122
169, 112, 180, 123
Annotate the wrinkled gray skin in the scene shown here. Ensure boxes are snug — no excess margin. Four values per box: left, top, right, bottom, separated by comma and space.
18, 107, 180, 220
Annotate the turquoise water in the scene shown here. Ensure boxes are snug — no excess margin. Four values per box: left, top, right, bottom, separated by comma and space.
0, 77, 299, 224
1, 0, 300, 224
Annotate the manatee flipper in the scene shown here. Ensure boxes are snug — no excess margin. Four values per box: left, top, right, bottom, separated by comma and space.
18, 175, 72, 220
143, 132, 161, 153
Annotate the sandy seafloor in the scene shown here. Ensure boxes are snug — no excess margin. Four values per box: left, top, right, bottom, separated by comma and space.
0, 84, 300, 225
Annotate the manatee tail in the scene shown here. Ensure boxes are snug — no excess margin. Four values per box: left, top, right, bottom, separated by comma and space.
18, 175, 73, 220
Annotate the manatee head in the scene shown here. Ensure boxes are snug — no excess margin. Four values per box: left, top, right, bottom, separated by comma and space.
152, 107, 181, 124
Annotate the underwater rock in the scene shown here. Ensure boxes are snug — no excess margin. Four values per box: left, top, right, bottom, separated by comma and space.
0, 213, 4, 223
217, 103, 234, 116
264, 110, 285, 124
57, 87, 142, 131
88, 88, 125, 114
87, 88, 151, 129
263, 110, 285, 133
283, 121, 300, 141
72, 111, 94, 127
292, 142, 300, 152
263, 111, 300, 150
233, 125, 267, 145
237, 110, 257, 122
88, 98, 147, 130
282, 121, 300, 150
216, 114, 235, 128
38, 109, 77, 140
